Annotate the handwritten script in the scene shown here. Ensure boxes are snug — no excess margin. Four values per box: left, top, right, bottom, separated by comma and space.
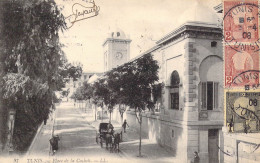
65, 0, 100, 28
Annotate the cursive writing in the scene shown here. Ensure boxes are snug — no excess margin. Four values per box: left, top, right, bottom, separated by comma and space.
65, 0, 100, 29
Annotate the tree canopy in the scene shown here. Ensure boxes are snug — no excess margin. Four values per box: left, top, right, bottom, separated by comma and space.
0, 0, 81, 152
108, 54, 159, 111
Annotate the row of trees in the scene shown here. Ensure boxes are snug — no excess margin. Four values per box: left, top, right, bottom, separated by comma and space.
0, 0, 81, 152
72, 54, 161, 157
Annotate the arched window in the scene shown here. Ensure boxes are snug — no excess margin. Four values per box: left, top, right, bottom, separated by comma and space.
170, 71, 180, 110
199, 56, 222, 110
171, 71, 180, 88
117, 32, 120, 37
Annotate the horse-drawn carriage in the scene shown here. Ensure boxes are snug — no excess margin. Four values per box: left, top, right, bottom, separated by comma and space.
96, 122, 120, 153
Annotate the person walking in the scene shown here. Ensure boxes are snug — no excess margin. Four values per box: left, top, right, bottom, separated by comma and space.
44, 118, 47, 125
122, 120, 129, 133
49, 135, 60, 155
193, 151, 200, 163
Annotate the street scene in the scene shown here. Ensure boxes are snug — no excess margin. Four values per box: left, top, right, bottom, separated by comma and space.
27, 102, 178, 162
0, 0, 260, 163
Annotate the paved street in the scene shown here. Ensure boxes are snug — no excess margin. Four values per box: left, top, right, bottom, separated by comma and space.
27, 102, 179, 163
54, 102, 121, 158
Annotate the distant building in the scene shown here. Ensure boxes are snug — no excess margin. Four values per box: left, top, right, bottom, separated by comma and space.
77, 72, 103, 87
103, 29, 131, 72
66, 72, 103, 99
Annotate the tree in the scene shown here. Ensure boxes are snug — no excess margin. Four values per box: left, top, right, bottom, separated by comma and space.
0, 0, 67, 152
113, 54, 159, 157
86, 82, 102, 121
106, 70, 126, 122
61, 88, 70, 101
60, 62, 83, 82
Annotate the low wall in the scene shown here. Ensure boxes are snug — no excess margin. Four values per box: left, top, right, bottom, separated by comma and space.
110, 108, 189, 162
111, 109, 161, 143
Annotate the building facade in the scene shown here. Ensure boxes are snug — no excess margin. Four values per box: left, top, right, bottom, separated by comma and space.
155, 21, 223, 163
109, 3, 224, 163
104, 3, 260, 163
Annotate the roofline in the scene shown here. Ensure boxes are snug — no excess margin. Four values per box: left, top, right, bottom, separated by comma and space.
102, 38, 132, 46
156, 21, 221, 45
214, 3, 223, 13
102, 45, 160, 74
128, 45, 160, 63
104, 21, 222, 74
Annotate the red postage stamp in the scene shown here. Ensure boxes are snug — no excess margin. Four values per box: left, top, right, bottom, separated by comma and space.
225, 45, 259, 88
224, 1, 259, 52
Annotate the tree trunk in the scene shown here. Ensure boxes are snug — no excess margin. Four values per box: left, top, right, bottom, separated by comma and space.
139, 115, 142, 157
119, 104, 123, 123
95, 105, 97, 121
102, 107, 103, 122
109, 109, 112, 123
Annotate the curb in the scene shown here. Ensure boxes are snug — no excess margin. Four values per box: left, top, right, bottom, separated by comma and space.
26, 121, 44, 155
118, 149, 130, 159
48, 110, 56, 156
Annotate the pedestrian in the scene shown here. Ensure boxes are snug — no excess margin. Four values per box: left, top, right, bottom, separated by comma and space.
43, 115, 48, 125
193, 151, 200, 163
49, 135, 60, 155
122, 119, 129, 133
44, 118, 47, 125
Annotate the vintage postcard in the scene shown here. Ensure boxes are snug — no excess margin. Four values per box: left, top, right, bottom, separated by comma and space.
0, 0, 259, 163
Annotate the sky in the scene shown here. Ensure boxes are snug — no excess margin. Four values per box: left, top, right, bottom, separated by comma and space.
56, 0, 221, 72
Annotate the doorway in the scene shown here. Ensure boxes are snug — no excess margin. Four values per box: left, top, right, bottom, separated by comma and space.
208, 129, 219, 163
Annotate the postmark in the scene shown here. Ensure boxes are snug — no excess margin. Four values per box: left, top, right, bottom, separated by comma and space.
225, 90, 260, 133
224, 1, 259, 52
225, 45, 259, 88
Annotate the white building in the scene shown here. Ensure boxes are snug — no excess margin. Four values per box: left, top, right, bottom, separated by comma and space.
105, 3, 224, 163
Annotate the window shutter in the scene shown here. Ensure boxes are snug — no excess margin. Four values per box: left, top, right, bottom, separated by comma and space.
214, 82, 219, 109
201, 82, 207, 110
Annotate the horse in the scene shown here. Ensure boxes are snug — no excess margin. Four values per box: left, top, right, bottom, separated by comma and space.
112, 133, 120, 153
104, 133, 113, 151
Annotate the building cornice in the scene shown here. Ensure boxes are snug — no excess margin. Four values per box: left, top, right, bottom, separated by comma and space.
214, 3, 223, 13
102, 38, 132, 47
156, 21, 222, 46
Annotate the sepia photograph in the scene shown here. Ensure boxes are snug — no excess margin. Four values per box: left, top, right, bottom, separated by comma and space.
0, 0, 259, 162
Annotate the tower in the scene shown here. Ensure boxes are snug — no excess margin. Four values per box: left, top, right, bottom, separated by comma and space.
103, 29, 131, 72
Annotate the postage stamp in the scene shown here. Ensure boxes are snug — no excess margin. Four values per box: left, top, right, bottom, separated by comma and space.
224, 45, 259, 88
224, 0, 259, 52
225, 90, 260, 133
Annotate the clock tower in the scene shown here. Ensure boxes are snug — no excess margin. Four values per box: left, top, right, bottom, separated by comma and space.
103, 29, 131, 72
